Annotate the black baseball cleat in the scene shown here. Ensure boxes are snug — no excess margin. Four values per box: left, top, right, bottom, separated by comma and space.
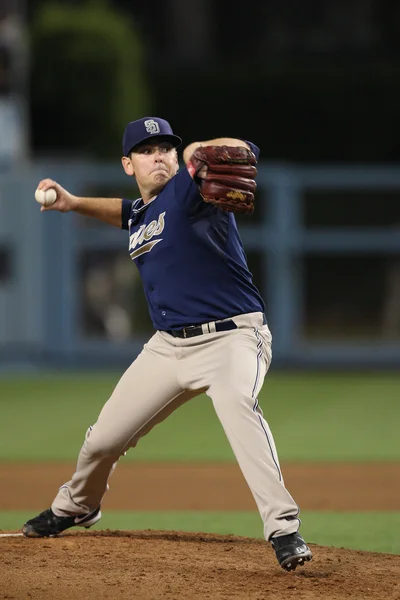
22, 506, 101, 537
270, 532, 313, 571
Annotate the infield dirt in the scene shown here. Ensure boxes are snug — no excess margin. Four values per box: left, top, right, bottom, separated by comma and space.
1, 461, 400, 599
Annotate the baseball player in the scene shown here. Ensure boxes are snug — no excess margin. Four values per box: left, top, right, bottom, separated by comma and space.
22, 117, 312, 571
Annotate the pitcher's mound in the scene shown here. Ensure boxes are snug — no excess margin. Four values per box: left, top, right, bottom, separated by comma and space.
1, 529, 399, 599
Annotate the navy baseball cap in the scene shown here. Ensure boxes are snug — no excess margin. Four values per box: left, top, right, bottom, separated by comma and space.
122, 117, 182, 156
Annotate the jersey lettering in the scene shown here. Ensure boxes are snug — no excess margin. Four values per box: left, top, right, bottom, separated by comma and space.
129, 211, 166, 259
130, 239, 162, 260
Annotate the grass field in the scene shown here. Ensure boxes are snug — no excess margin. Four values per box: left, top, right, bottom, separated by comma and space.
1, 371, 399, 554
0, 371, 399, 462
2, 511, 400, 554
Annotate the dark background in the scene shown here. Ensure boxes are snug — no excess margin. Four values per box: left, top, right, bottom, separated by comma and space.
25, 0, 400, 163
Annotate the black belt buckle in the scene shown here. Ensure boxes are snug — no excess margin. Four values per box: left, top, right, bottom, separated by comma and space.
183, 325, 199, 338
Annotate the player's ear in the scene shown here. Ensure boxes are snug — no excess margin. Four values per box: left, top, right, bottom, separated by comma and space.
121, 156, 134, 177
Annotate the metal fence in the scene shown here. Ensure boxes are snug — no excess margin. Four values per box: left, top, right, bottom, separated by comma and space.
0, 161, 399, 368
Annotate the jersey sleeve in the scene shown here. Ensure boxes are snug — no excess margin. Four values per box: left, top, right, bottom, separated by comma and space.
121, 198, 133, 230
172, 166, 205, 215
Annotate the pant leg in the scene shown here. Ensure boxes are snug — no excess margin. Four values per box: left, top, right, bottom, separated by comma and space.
177, 315, 300, 541
208, 324, 300, 540
52, 332, 197, 516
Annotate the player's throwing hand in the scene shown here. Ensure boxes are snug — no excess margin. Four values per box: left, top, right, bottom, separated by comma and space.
35, 179, 78, 213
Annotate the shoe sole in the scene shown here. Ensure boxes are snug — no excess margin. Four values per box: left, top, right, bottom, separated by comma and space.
281, 551, 312, 572
22, 511, 102, 538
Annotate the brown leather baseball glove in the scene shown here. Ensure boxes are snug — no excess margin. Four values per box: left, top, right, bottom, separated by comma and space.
187, 145, 257, 214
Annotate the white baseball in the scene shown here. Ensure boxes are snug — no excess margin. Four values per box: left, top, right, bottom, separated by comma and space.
35, 188, 57, 207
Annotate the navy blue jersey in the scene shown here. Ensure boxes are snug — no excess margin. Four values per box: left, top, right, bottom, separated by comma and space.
122, 142, 265, 330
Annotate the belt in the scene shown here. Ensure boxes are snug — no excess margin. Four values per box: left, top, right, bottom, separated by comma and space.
168, 319, 237, 339
167, 314, 267, 339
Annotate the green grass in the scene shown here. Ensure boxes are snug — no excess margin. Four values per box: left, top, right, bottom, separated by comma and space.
0, 371, 399, 461
2, 510, 400, 554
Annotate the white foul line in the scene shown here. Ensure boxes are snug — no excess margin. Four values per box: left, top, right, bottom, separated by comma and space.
0, 533, 24, 537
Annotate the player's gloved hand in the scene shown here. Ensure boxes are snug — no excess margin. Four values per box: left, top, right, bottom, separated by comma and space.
187, 146, 257, 214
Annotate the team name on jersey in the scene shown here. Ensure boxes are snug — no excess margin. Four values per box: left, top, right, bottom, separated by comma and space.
129, 211, 166, 260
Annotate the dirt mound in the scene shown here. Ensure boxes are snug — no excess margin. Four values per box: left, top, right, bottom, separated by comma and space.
1, 462, 400, 511
2, 462, 399, 597
1, 530, 399, 599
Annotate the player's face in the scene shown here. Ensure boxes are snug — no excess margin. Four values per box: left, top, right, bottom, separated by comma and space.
122, 139, 179, 199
